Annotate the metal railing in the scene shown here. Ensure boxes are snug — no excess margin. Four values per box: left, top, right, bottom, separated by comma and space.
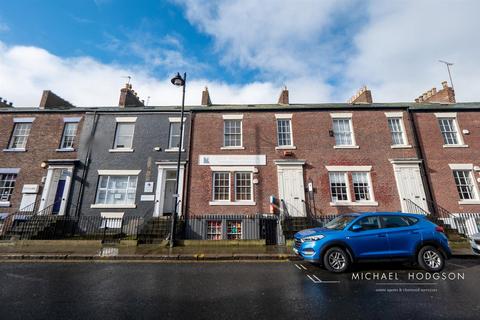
403, 198, 480, 237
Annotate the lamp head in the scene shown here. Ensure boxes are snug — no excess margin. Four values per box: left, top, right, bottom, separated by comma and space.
171, 72, 185, 86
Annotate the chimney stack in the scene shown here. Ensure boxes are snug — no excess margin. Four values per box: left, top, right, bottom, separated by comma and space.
0, 97, 14, 108
118, 83, 145, 108
39, 90, 74, 109
278, 86, 289, 105
415, 81, 455, 103
201, 86, 212, 106
347, 86, 373, 104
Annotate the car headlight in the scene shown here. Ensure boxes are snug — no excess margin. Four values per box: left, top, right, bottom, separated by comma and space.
301, 235, 324, 242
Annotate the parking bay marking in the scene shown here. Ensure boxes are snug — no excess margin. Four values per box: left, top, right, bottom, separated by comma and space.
307, 274, 340, 284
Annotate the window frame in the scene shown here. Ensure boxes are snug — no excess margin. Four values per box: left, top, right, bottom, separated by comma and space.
275, 117, 294, 148
92, 174, 139, 208
8, 122, 32, 150
59, 122, 79, 150
222, 116, 243, 149
385, 113, 410, 148
112, 122, 135, 150
434, 113, 467, 148
0, 173, 17, 205
166, 117, 186, 152
206, 220, 223, 240
351, 172, 373, 203
326, 166, 377, 206
226, 220, 242, 240
330, 113, 358, 148
329, 172, 351, 203
212, 172, 231, 202
452, 169, 480, 202
234, 172, 253, 202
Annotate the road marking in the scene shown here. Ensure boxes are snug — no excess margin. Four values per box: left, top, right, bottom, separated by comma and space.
300, 264, 307, 270
307, 274, 340, 284
294, 264, 302, 270
448, 262, 467, 269
375, 283, 437, 285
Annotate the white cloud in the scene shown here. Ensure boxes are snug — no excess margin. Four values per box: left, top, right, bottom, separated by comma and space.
2, 1, 480, 106
344, 0, 480, 102
0, 41, 306, 107
179, 0, 480, 102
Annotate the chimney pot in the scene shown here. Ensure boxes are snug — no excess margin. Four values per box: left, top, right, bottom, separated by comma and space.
277, 87, 289, 105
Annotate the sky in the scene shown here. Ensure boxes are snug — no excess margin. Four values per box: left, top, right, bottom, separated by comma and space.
0, 0, 479, 107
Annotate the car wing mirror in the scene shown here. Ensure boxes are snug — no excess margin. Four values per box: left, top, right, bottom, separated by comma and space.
351, 225, 363, 232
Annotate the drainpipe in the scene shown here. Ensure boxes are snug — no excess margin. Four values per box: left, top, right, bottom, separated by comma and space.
407, 108, 435, 215
75, 111, 99, 217
182, 112, 194, 238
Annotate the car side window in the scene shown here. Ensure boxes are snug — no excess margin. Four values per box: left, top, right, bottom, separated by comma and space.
381, 216, 411, 228
352, 216, 380, 231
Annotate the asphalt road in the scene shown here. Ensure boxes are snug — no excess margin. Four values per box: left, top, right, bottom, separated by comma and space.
0, 259, 478, 320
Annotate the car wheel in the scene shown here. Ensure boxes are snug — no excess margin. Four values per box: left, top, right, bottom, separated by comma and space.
323, 247, 349, 273
418, 246, 445, 272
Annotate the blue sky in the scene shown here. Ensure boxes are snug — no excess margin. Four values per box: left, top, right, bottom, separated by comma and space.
1, 0, 479, 106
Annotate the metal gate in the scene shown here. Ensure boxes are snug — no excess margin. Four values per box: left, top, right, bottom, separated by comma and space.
260, 218, 277, 245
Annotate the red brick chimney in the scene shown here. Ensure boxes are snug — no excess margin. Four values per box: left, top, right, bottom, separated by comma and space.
0, 97, 14, 108
201, 86, 212, 106
415, 81, 455, 103
278, 86, 289, 105
348, 86, 373, 104
39, 90, 74, 109
119, 83, 145, 108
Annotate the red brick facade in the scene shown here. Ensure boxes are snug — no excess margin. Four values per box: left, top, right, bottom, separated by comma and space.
0, 111, 84, 214
187, 108, 420, 217
414, 110, 480, 213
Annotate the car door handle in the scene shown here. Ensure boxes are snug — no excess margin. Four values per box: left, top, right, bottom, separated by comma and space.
377, 234, 387, 238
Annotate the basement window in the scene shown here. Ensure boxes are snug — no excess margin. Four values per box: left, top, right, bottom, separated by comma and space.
206, 220, 222, 240
227, 220, 242, 240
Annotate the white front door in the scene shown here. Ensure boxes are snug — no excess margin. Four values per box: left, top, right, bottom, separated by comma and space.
392, 162, 428, 212
276, 162, 306, 217
154, 163, 185, 217
39, 166, 73, 215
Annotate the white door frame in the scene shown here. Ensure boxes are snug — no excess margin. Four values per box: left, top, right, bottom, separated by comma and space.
275, 160, 306, 217
154, 162, 186, 217
39, 165, 74, 215
390, 159, 429, 213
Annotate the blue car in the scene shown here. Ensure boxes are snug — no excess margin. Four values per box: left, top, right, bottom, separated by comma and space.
294, 212, 451, 273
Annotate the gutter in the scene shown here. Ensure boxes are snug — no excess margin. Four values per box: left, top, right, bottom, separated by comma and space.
407, 108, 436, 214
74, 111, 99, 217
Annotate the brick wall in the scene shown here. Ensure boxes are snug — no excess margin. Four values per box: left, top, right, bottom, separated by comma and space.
187, 109, 418, 216
0, 111, 84, 214
414, 111, 480, 213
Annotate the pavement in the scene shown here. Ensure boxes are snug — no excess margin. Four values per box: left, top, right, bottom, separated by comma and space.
0, 241, 477, 261
0, 259, 479, 320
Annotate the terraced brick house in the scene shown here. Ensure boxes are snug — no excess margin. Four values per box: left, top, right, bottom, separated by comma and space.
185, 87, 430, 241
0, 91, 85, 225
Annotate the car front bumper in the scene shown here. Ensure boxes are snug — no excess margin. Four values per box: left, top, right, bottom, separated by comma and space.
470, 238, 480, 255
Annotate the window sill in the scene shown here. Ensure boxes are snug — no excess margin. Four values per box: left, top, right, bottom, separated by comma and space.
333, 145, 359, 149
3, 148, 26, 152
220, 146, 245, 150
209, 201, 256, 206
109, 148, 134, 153
458, 200, 480, 205
443, 144, 469, 148
56, 148, 75, 152
391, 145, 412, 149
90, 204, 137, 209
275, 146, 297, 150
165, 148, 186, 153
0, 201, 11, 207
329, 201, 378, 207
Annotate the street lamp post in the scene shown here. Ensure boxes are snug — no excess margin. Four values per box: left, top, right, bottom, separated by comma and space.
169, 72, 186, 248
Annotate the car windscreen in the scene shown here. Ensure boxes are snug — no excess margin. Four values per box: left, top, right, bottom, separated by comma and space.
324, 215, 357, 230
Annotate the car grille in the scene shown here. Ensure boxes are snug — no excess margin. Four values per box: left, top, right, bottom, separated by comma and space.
474, 239, 480, 245
294, 239, 302, 248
